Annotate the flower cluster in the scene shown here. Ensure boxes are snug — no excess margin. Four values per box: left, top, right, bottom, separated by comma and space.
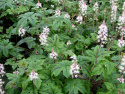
55, 8, 61, 17
117, 36, 125, 48
18, 25, 26, 37
58, 0, 63, 4
117, 75, 124, 83
116, 11, 125, 32
121, 26, 125, 36
36, 1, 42, 8
39, 26, 50, 46
0, 79, 4, 94
67, 40, 72, 45
0, 64, 5, 94
89, 0, 92, 3
70, 61, 80, 78
76, 14, 83, 24
97, 21, 108, 47
119, 55, 125, 73
93, 2, 99, 14
72, 23, 75, 28
79, 1, 87, 16
13, 70, 19, 74
110, 4, 117, 23
29, 69, 38, 81
51, 5, 54, 8
93, 2, 99, 20
64, 13, 70, 19
123, 2, 125, 11
13, 0, 18, 3
110, 0, 117, 5
0, 64, 5, 77
70, 54, 77, 62
79, 0, 84, 5
49, 49, 58, 59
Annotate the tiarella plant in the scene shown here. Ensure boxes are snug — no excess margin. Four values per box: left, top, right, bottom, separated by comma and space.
0, 0, 125, 94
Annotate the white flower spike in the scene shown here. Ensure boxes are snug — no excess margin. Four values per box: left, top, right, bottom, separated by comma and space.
55, 8, 61, 17
64, 13, 70, 18
67, 40, 72, 45
36, 1, 42, 8
70, 61, 80, 78
49, 49, 58, 59
0, 64, 5, 77
29, 69, 38, 81
18, 25, 26, 37
97, 21, 108, 47
79, 2, 87, 16
13, 70, 19, 74
117, 36, 125, 48
117, 75, 124, 83
76, 14, 83, 24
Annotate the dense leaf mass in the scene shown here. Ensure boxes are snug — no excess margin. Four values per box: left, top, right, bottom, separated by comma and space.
0, 0, 125, 94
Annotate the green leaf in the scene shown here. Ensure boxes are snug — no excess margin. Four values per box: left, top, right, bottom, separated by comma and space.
92, 61, 115, 78
52, 16, 71, 30
16, 37, 36, 49
33, 78, 42, 89
6, 6, 29, 15
6, 73, 20, 82
0, 0, 14, 9
104, 82, 118, 94
21, 87, 34, 94
5, 81, 14, 89
111, 55, 122, 60
17, 12, 39, 29
5, 58, 17, 70
39, 83, 63, 94
65, 79, 86, 94
91, 33, 97, 41
26, 55, 45, 72
0, 39, 13, 57
92, 65, 103, 76
52, 60, 72, 78
63, 50, 74, 57
0, 27, 3, 32
105, 82, 115, 91
22, 79, 30, 89
18, 58, 28, 68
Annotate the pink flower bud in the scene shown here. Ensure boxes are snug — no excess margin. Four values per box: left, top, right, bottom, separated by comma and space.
102, 20, 105, 25
121, 36, 123, 41
79, 14, 81, 17
32, 69, 35, 76
74, 61, 77, 67
57, 8, 59, 12
52, 49, 54, 54
89, 0, 92, 3
13, 70, 19, 74
36, 51, 38, 55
